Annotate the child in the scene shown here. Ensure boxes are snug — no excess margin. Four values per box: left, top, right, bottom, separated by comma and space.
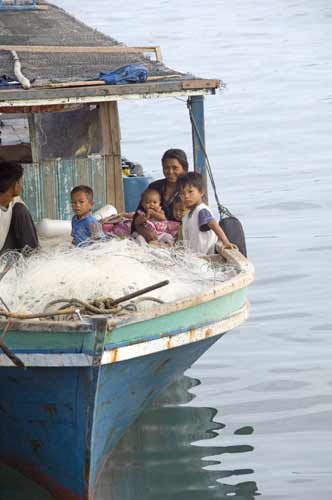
171, 195, 187, 241
177, 172, 236, 255
0, 160, 38, 254
132, 188, 175, 245
71, 185, 105, 246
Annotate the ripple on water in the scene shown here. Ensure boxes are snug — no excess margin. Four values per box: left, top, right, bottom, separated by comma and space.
253, 312, 312, 322
246, 379, 310, 392
256, 201, 321, 211
219, 395, 332, 417
299, 245, 332, 253
269, 366, 320, 374
255, 273, 309, 286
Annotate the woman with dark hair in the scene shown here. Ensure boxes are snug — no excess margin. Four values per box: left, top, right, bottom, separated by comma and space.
0, 161, 38, 254
151, 148, 189, 220
132, 149, 188, 242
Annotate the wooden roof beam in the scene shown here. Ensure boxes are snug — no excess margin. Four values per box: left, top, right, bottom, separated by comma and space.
0, 45, 163, 62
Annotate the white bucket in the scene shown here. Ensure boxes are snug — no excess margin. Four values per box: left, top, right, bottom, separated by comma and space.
37, 218, 71, 239
37, 205, 117, 238
93, 204, 117, 221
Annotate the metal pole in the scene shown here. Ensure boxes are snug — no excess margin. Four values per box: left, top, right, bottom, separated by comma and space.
188, 95, 207, 199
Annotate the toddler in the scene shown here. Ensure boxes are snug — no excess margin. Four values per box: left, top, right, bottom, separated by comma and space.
71, 185, 105, 246
177, 172, 236, 255
132, 188, 175, 245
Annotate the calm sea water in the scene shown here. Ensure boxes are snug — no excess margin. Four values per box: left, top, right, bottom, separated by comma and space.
5, 1, 332, 498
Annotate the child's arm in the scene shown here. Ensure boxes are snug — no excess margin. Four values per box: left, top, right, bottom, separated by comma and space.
136, 224, 158, 242
88, 219, 105, 240
71, 220, 76, 246
207, 219, 237, 249
147, 207, 166, 221
134, 214, 158, 242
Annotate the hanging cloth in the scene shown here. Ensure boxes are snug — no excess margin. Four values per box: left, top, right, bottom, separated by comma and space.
0, 75, 18, 88
99, 64, 148, 85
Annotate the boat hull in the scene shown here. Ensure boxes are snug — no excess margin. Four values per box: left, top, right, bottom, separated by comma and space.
0, 249, 254, 498
0, 334, 222, 499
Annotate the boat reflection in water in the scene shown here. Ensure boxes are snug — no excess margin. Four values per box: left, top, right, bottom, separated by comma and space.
0, 468, 53, 500
0, 376, 258, 500
95, 375, 259, 500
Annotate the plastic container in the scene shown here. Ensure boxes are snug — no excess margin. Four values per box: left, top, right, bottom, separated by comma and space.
37, 204, 117, 239
37, 218, 71, 238
93, 204, 117, 221
123, 176, 153, 212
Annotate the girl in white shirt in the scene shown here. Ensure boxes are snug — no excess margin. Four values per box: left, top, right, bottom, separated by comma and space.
177, 172, 236, 255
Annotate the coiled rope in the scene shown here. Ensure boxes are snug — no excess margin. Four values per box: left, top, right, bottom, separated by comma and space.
0, 280, 169, 367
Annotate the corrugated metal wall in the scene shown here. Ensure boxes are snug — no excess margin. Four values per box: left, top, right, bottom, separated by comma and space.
22, 157, 107, 221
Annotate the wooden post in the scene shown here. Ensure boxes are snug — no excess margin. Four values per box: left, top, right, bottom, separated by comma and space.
188, 95, 208, 200
28, 113, 39, 162
99, 102, 124, 212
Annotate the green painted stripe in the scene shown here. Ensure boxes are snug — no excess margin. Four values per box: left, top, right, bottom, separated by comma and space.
4, 330, 93, 352
3, 288, 246, 352
107, 288, 247, 345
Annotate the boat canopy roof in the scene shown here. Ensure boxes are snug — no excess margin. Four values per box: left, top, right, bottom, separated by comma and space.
0, 1, 221, 108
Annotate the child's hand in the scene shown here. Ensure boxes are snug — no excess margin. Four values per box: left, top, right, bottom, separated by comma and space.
222, 241, 238, 250
207, 220, 238, 251
149, 240, 163, 247
149, 207, 166, 220
135, 212, 147, 225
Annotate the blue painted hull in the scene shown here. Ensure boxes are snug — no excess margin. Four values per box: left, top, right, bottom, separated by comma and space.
0, 334, 222, 499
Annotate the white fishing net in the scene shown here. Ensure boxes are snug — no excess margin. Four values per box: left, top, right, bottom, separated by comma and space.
0, 238, 238, 315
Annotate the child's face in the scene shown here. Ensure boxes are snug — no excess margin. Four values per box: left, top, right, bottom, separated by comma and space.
71, 191, 93, 218
180, 184, 202, 209
173, 202, 187, 221
142, 191, 161, 212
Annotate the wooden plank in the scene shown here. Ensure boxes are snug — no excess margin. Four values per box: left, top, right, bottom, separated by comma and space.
27, 113, 39, 162
0, 45, 163, 61
148, 74, 179, 81
46, 74, 180, 89
0, 90, 214, 110
48, 81, 105, 89
99, 102, 124, 212
0, 144, 32, 162
155, 46, 163, 63
0, 80, 220, 103
182, 79, 220, 89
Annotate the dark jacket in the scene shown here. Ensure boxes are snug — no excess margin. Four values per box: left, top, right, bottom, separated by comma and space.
1, 202, 38, 254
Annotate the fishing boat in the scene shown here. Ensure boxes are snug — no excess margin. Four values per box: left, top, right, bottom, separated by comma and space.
0, 2, 254, 499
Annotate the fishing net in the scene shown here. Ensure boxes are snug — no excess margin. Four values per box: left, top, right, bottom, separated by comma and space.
0, 238, 237, 315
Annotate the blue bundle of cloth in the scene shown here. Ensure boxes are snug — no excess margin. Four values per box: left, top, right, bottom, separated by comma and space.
99, 64, 148, 85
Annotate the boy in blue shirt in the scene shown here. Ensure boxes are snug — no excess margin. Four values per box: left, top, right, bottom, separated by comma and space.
71, 185, 104, 246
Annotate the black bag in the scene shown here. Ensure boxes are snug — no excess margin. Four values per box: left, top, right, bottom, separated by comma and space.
219, 215, 247, 257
